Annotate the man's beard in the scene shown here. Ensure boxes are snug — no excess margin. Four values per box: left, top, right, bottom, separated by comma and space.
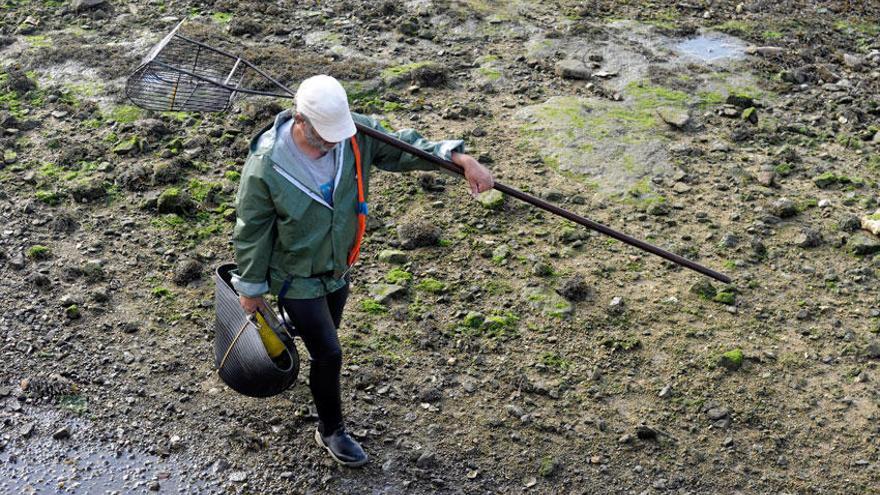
304, 124, 336, 154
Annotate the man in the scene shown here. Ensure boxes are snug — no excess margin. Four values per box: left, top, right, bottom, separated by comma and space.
231, 75, 493, 467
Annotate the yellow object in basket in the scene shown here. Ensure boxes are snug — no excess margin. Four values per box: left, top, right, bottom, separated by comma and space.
254, 310, 285, 358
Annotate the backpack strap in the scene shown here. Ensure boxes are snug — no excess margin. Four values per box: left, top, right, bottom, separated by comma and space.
346, 136, 367, 267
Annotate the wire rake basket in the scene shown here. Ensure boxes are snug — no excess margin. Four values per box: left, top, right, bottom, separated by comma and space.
126, 19, 292, 113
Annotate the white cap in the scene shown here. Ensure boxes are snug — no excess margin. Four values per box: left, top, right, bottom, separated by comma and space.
295, 75, 356, 142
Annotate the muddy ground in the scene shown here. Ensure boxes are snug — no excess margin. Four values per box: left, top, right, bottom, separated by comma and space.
1, 0, 880, 493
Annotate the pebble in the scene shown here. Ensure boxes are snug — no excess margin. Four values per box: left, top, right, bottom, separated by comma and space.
52, 426, 71, 440
228, 471, 247, 483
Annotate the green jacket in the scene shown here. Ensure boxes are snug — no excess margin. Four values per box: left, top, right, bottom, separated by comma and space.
232, 110, 464, 299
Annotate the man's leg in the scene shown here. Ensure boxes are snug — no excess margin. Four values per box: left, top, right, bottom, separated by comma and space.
280, 294, 344, 433
280, 284, 366, 466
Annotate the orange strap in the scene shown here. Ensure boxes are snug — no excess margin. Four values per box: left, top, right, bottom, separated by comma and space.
347, 136, 367, 267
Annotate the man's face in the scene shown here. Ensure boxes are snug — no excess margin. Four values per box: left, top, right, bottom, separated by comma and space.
298, 116, 337, 154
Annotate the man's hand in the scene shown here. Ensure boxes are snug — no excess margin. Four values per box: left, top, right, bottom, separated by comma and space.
240, 295, 268, 314
452, 152, 494, 197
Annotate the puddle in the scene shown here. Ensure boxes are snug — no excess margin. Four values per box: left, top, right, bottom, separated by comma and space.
0, 442, 215, 494
674, 33, 748, 63
0, 406, 216, 494
516, 21, 765, 198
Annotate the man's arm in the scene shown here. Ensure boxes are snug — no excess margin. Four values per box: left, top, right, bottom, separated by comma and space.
354, 114, 494, 194
231, 162, 276, 306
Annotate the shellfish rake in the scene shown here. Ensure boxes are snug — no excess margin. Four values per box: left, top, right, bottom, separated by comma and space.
125, 20, 731, 284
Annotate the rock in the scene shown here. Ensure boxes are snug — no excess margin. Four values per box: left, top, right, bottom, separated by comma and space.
157, 187, 196, 215
211, 459, 230, 475
690, 279, 717, 300
112, 136, 142, 155
608, 297, 625, 316
65, 305, 81, 320
228, 471, 248, 483
795, 228, 823, 248
726, 94, 755, 108
522, 286, 573, 318
416, 452, 437, 469
848, 232, 880, 256
843, 53, 864, 70
72, 0, 107, 9
476, 189, 504, 209
69, 179, 107, 203
706, 407, 729, 421
491, 244, 510, 263
172, 259, 203, 285
555, 59, 590, 80
378, 249, 408, 264
418, 386, 442, 403
557, 275, 592, 302
865, 341, 880, 359
745, 46, 784, 56
713, 291, 736, 305
720, 233, 739, 248
840, 215, 862, 232
719, 349, 744, 370
861, 210, 880, 235
672, 182, 692, 194
367, 283, 406, 303
52, 426, 71, 440
771, 198, 798, 218
742, 107, 758, 125
397, 221, 441, 249
757, 169, 776, 187
9, 253, 26, 270
462, 311, 485, 328
658, 384, 672, 398
656, 107, 690, 129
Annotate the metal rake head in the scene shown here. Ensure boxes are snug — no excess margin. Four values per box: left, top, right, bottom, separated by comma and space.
126, 19, 292, 113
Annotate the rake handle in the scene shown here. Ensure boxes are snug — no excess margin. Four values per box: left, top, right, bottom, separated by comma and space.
353, 124, 732, 284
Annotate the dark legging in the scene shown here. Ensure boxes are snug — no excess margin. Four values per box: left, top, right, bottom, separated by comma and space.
280, 283, 349, 434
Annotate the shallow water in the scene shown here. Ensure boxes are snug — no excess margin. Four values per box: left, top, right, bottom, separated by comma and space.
0, 441, 213, 494
674, 33, 747, 62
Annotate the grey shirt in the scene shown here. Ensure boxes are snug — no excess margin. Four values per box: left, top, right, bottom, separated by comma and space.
277, 118, 338, 205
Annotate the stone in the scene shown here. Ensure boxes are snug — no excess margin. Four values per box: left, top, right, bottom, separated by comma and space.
172, 259, 203, 285
368, 283, 406, 303
843, 53, 864, 70
861, 210, 880, 236
656, 107, 690, 129
719, 349, 744, 370
690, 280, 717, 300
726, 94, 755, 108
72, 0, 107, 9
476, 189, 504, 209
865, 341, 880, 359
9, 253, 26, 270
378, 249, 408, 264
555, 59, 590, 80
848, 233, 880, 256
745, 46, 784, 56
713, 291, 736, 305
416, 452, 437, 469
706, 407, 729, 421
557, 275, 592, 302
228, 471, 248, 483
771, 198, 798, 218
522, 286, 573, 318
397, 221, 441, 249
757, 169, 776, 187
840, 215, 862, 232
462, 311, 485, 328
52, 426, 71, 440
156, 188, 196, 215
742, 107, 758, 124
795, 228, 823, 248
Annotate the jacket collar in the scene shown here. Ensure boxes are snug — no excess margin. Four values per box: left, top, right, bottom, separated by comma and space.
253, 110, 347, 211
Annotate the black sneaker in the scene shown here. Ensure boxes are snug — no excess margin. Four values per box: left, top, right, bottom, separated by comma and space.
314, 426, 368, 467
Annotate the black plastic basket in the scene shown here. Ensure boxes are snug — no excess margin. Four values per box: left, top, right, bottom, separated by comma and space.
214, 263, 299, 398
